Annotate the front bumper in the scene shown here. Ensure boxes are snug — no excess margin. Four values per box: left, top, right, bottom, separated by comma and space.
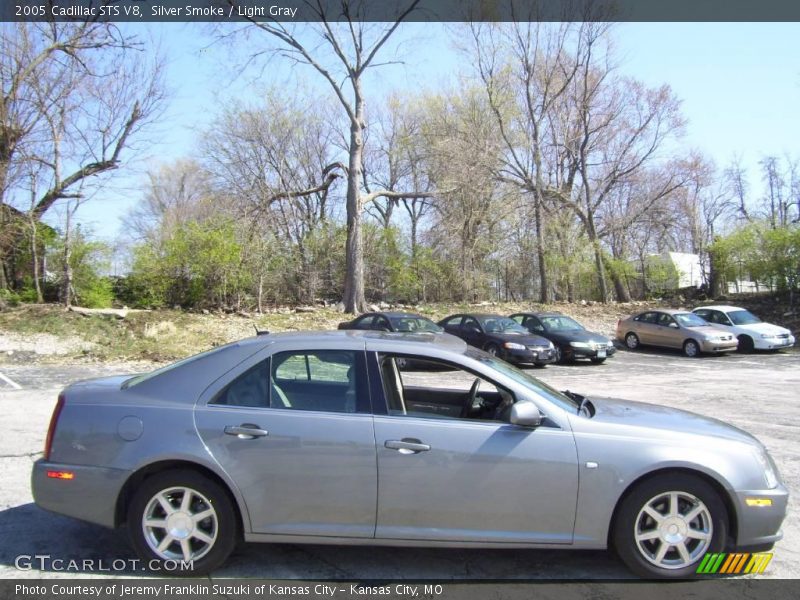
566, 345, 616, 360
31, 459, 129, 529
699, 339, 738, 353
733, 484, 789, 549
504, 346, 557, 365
754, 335, 795, 350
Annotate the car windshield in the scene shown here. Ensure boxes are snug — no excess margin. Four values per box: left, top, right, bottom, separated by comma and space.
465, 348, 579, 411
390, 316, 443, 333
728, 310, 761, 325
541, 316, 584, 331
479, 316, 528, 334
674, 313, 708, 328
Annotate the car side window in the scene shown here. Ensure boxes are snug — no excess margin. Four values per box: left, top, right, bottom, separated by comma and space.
374, 316, 391, 331
511, 315, 524, 324
271, 350, 367, 413
694, 310, 710, 321
353, 315, 374, 329
712, 311, 731, 325
657, 313, 676, 327
212, 360, 270, 408
525, 316, 545, 332
443, 315, 463, 327
636, 312, 657, 324
377, 354, 514, 423
462, 316, 480, 331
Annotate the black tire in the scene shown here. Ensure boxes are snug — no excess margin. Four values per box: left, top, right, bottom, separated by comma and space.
128, 469, 238, 576
591, 357, 606, 364
485, 343, 501, 357
613, 473, 728, 579
683, 339, 701, 358
738, 335, 755, 353
625, 333, 640, 350
554, 345, 564, 363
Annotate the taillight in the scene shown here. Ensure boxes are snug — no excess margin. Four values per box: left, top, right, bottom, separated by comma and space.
44, 392, 65, 461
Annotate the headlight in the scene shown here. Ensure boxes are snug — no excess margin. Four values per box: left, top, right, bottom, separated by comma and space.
753, 448, 780, 489
548, 341, 555, 349
570, 342, 591, 348
503, 342, 526, 350
606, 340, 614, 347
761, 334, 777, 339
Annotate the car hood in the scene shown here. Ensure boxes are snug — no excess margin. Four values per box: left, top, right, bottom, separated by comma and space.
546, 330, 609, 344
585, 396, 759, 446
488, 332, 551, 346
734, 322, 791, 336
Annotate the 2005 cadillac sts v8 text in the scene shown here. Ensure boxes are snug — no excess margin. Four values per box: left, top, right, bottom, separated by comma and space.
31, 331, 787, 578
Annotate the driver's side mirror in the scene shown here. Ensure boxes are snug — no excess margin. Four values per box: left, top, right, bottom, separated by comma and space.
510, 402, 542, 428
669, 322, 679, 329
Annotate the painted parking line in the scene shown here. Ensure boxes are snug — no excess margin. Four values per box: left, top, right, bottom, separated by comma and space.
0, 371, 22, 390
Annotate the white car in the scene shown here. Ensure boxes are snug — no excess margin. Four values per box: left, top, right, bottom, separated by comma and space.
692, 305, 795, 352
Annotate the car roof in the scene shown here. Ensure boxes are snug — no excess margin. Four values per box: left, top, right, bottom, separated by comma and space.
360, 311, 429, 319
462, 313, 510, 319
693, 305, 744, 313
242, 329, 465, 349
642, 308, 693, 315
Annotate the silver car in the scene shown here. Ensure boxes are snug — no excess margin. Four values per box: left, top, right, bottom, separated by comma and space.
32, 331, 787, 578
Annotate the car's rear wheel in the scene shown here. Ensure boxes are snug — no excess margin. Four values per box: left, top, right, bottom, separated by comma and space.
128, 469, 237, 575
683, 339, 700, 358
485, 343, 500, 356
625, 333, 640, 350
738, 335, 755, 353
613, 473, 728, 579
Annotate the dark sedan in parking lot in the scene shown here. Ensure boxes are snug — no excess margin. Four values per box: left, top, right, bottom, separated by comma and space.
438, 313, 556, 366
510, 312, 616, 364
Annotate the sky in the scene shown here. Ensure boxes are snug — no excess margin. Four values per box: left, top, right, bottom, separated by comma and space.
64, 21, 800, 245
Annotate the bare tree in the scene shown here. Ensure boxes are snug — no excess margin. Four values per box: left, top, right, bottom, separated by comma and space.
223, 0, 438, 312
466, 20, 590, 303
0, 22, 165, 290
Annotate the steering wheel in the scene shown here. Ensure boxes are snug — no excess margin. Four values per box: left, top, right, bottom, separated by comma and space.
460, 378, 482, 418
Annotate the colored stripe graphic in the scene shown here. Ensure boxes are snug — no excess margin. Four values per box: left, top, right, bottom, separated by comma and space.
696, 552, 773, 574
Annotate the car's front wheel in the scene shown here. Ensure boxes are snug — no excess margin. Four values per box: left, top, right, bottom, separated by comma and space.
613, 473, 728, 579
128, 469, 237, 575
683, 339, 701, 358
738, 335, 755, 353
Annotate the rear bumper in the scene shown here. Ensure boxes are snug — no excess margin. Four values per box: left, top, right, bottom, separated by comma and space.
733, 484, 789, 549
31, 459, 129, 529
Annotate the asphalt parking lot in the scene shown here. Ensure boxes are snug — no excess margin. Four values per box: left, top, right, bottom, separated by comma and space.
0, 347, 797, 580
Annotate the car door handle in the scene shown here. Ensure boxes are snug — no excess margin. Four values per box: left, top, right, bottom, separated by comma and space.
385, 439, 430, 454
224, 424, 269, 439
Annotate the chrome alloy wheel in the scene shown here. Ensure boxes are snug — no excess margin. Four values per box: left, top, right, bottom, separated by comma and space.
634, 490, 713, 570
142, 486, 218, 562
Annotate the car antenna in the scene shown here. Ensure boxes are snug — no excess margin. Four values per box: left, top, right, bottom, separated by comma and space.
254, 325, 270, 336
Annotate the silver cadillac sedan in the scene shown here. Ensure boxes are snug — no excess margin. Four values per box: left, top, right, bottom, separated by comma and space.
32, 331, 787, 578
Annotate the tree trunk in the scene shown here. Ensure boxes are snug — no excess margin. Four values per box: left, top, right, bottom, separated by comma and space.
534, 197, 549, 303
30, 217, 43, 303
610, 268, 631, 302
62, 211, 73, 309
586, 214, 609, 302
342, 96, 366, 313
